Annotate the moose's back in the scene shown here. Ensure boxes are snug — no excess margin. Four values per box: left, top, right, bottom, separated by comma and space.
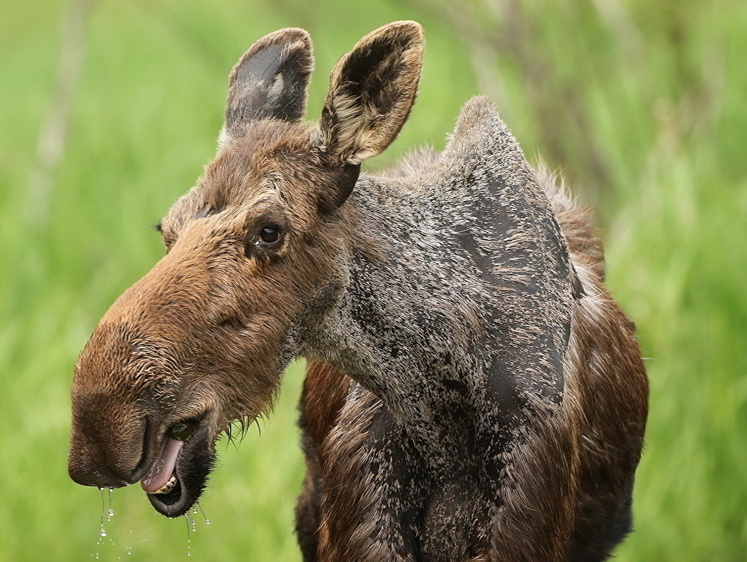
297, 97, 648, 560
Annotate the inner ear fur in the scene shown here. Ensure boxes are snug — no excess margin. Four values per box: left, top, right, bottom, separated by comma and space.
223, 28, 313, 141
320, 21, 424, 167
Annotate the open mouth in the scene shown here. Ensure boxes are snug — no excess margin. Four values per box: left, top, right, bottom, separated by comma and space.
141, 419, 215, 517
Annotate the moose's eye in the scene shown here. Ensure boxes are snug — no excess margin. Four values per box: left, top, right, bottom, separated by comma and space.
245, 222, 285, 258
259, 225, 281, 244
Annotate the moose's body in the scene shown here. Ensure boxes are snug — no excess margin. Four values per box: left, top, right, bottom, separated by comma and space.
68, 22, 648, 561
293, 101, 647, 560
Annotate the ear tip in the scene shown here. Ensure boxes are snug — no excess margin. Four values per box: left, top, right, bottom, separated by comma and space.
254, 27, 312, 49
344, 21, 424, 66
230, 27, 314, 85
270, 28, 314, 68
273, 27, 313, 49
372, 20, 425, 44
392, 20, 425, 37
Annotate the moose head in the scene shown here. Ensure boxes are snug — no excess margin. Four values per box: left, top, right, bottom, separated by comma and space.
68, 22, 424, 517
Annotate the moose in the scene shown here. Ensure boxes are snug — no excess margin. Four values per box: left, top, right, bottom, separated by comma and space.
68, 21, 648, 561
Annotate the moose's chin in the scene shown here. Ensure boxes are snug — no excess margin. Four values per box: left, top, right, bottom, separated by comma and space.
142, 422, 216, 518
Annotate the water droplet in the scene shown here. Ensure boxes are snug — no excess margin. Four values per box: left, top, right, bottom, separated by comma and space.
106, 488, 115, 521
196, 502, 210, 525
98, 487, 114, 541
184, 512, 194, 557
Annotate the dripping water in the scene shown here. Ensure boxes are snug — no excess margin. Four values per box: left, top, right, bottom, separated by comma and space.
184, 511, 194, 557
92, 488, 212, 557
98, 487, 115, 537
98, 487, 107, 538
94, 487, 115, 558
190, 506, 198, 532
125, 529, 135, 556
182, 502, 212, 556
196, 502, 210, 526
106, 487, 115, 522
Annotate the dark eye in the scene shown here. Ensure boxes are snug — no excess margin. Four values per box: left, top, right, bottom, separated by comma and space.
245, 222, 285, 258
259, 225, 281, 244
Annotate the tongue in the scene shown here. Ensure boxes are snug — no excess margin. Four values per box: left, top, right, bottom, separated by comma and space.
141, 437, 184, 494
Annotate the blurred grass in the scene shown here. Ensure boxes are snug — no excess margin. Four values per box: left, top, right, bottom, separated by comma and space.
1, 0, 745, 560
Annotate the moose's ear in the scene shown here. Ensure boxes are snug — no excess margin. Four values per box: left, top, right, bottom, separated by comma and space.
319, 21, 424, 167
221, 28, 313, 142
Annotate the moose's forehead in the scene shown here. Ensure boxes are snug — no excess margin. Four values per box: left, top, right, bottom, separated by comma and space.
162, 120, 319, 231
205, 120, 317, 202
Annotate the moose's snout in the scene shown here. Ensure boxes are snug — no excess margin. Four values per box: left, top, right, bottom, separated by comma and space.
68, 314, 169, 490
68, 392, 149, 488
68, 238, 207, 482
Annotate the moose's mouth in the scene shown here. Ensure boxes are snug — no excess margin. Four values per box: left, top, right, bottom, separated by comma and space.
141, 419, 215, 517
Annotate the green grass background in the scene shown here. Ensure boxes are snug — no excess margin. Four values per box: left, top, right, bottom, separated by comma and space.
1, 0, 745, 559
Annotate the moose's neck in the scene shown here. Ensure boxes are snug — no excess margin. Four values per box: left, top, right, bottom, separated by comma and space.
305, 98, 576, 463
341, 182, 473, 392
307, 177, 482, 452
308, 175, 568, 460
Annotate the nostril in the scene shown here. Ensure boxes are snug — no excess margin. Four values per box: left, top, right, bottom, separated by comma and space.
128, 417, 152, 483
67, 456, 130, 489
68, 413, 151, 488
